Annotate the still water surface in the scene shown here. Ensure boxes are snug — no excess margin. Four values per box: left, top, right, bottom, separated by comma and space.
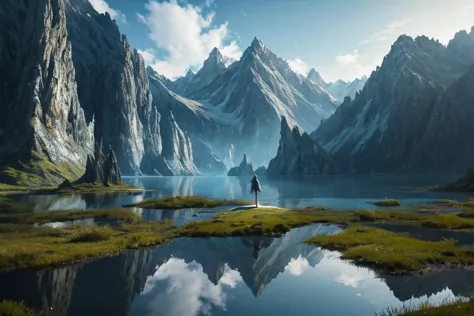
11, 174, 470, 214
1, 224, 472, 316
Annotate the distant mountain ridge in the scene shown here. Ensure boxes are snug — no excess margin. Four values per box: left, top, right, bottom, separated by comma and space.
312, 28, 474, 173
306, 68, 368, 103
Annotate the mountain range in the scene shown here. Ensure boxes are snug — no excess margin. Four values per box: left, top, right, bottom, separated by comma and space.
0, 0, 474, 183
312, 28, 474, 173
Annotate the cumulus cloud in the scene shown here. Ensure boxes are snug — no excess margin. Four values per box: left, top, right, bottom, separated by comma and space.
137, 258, 242, 316
285, 255, 310, 276
88, 0, 127, 23
287, 58, 309, 76
138, 0, 242, 79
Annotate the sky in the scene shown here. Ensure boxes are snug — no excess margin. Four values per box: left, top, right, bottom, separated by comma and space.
89, 0, 474, 82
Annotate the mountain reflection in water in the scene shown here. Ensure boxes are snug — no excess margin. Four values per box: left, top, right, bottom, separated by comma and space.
0, 224, 472, 316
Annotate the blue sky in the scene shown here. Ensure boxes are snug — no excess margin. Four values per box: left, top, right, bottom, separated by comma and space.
89, 0, 474, 81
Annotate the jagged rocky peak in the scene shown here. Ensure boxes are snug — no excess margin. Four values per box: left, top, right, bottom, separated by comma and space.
73, 142, 122, 185
307, 68, 327, 87
185, 69, 195, 78
267, 117, 340, 175
227, 153, 254, 176
201, 47, 226, 73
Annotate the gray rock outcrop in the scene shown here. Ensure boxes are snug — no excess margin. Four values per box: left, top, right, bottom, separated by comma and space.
227, 154, 254, 176
267, 117, 340, 175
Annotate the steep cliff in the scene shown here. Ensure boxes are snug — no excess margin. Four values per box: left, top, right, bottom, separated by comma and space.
0, 0, 94, 173
267, 117, 340, 175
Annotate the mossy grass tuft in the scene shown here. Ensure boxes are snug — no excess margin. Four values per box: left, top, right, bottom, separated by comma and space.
69, 226, 113, 243
305, 226, 474, 274
0, 300, 36, 316
376, 298, 473, 316
126, 195, 252, 209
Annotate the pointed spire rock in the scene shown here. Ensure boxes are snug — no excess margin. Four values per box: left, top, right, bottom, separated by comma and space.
103, 147, 122, 185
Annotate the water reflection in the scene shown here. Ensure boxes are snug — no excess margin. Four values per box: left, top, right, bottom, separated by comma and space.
1, 224, 473, 316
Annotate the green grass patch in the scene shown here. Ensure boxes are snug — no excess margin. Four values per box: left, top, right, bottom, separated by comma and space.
0, 151, 84, 188
305, 226, 474, 274
0, 208, 141, 225
0, 197, 31, 214
52, 182, 142, 195
372, 200, 402, 207
356, 210, 426, 222
126, 195, 252, 209
0, 300, 35, 316
69, 226, 112, 243
177, 208, 357, 237
420, 214, 474, 230
377, 298, 473, 316
0, 220, 174, 271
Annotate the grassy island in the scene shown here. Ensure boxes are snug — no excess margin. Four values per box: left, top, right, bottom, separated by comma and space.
305, 226, 474, 274
0, 300, 35, 316
125, 195, 252, 209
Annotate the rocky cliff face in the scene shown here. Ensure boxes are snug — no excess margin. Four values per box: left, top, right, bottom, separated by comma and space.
0, 0, 94, 167
313, 29, 474, 173
65, 0, 157, 175
227, 153, 254, 176
268, 117, 340, 175
147, 68, 228, 175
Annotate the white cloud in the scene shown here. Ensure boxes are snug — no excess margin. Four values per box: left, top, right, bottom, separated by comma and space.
335, 50, 360, 66
287, 58, 309, 76
360, 19, 410, 45
139, 259, 242, 316
322, 49, 381, 81
137, 49, 157, 65
88, 0, 127, 23
138, 0, 242, 79
285, 255, 310, 276
466, 3, 474, 9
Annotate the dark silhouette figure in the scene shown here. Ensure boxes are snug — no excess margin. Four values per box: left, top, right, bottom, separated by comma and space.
250, 174, 262, 207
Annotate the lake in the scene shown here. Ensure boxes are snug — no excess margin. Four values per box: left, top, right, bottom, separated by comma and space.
10, 174, 470, 215
3, 174, 474, 315
0, 224, 471, 316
